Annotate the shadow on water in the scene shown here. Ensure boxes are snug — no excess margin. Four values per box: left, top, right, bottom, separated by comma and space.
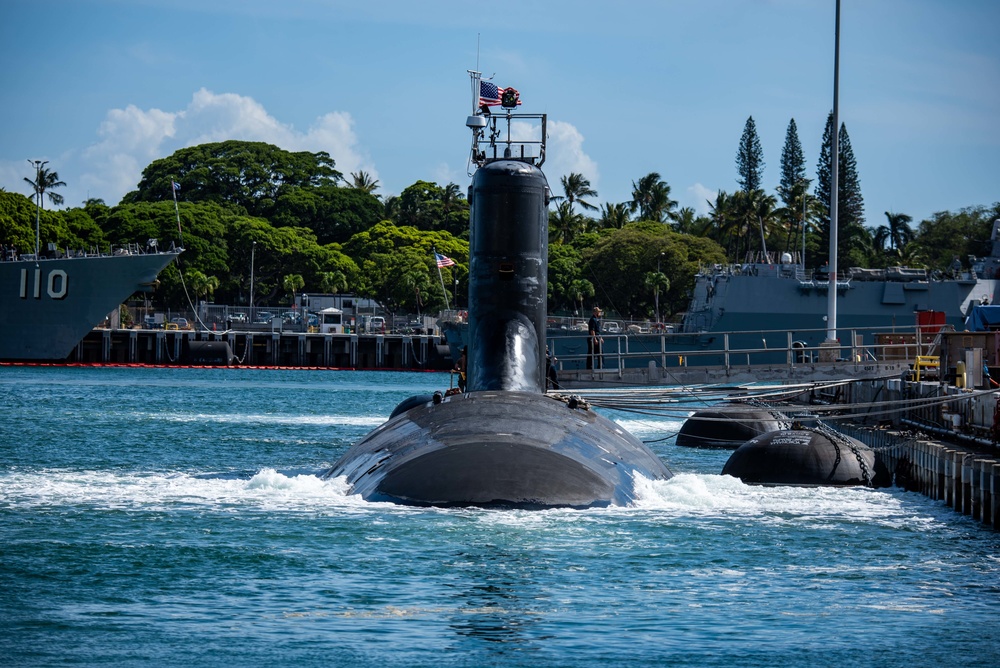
445, 543, 547, 653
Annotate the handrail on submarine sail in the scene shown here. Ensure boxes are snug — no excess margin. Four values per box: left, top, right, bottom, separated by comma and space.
467, 69, 546, 170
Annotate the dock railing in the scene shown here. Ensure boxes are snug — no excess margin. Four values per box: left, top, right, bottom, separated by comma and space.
549, 323, 940, 375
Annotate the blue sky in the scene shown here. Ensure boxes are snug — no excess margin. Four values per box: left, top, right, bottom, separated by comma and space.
1, 0, 997, 231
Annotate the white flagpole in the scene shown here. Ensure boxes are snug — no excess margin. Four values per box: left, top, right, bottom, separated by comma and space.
433, 246, 451, 311
171, 181, 184, 247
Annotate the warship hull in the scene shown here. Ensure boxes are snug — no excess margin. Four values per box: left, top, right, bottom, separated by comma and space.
0, 251, 180, 361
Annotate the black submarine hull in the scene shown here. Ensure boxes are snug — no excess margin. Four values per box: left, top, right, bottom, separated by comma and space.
325, 391, 672, 508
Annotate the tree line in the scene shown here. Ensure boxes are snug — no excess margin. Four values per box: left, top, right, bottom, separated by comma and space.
2, 133, 997, 322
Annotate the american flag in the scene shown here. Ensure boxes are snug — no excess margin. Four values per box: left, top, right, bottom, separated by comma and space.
435, 252, 456, 268
479, 80, 501, 107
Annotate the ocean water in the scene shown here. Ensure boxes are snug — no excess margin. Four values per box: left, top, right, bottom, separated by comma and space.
2, 366, 998, 667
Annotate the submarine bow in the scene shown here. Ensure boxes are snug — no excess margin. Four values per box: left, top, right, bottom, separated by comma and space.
328, 391, 671, 507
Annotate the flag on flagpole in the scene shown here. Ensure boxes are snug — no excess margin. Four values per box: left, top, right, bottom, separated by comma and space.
435, 252, 456, 268
479, 80, 501, 107
172, 181, 181, 192
479, 80, 522, 107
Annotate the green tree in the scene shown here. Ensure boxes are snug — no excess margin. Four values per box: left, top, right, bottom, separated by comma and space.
875, 211, 914, 262
186, 268, 220, 305
123, 140, 342, 217
343, 221, 467, 314
396, 181, 470, 237
271, 185, 383, 244
630, 172, 677, 223
673, 207, 702, 235
911, 204, 1000, 271
551, 173, 598, 214
736, 116, 765, 192
583, 222, 726, 319
816, 113, 867, 266
24, 163, 67, 209
382, 195, 400, 222
776, 119, 810, 258
567, 279, 595, 317
597, 202, 630, 229
549, 200, 586, 244
644, 270, 670, 322
547, 243, 585, 313
283, 273, 305, 304
318, 270, 348, 294
350, 170, 380, 194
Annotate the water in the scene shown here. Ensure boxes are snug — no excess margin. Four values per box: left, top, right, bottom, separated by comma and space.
2, 367, 998, 667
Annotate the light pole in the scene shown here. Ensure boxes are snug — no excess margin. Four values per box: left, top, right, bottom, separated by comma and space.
799, 179, 809, 276
655, 252, 665, 326
27, 159, 47, 260
249, 241, 256, 322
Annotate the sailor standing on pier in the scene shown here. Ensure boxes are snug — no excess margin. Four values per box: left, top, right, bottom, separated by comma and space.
587, 306, 604, 370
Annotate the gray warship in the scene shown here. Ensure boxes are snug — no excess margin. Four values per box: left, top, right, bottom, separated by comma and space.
0, 244, 181, 361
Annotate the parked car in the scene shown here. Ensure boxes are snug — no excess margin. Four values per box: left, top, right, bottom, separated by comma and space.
602, 321, 622, 334
171, 317, 189, 329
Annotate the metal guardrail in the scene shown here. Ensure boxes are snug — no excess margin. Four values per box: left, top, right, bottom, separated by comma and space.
549, 325, 940, 374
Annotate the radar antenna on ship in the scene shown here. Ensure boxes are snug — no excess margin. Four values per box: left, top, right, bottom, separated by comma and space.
466, 70, 546, 173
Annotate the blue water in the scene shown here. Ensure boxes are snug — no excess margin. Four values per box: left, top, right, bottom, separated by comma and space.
2, 367, 998, 667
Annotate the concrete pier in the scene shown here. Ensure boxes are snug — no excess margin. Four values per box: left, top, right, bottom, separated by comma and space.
833, 402, 1000, 529
63, 327, 453, 371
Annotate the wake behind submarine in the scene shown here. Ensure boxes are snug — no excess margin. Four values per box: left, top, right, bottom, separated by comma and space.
323, 73, 672, 507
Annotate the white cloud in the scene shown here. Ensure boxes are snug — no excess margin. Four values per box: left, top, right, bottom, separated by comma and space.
686, 183, 718, 216
75, 88, 376, 204
543, 120, 599, 195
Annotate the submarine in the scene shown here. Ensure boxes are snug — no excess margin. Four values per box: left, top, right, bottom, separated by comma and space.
323, 72, 672, 507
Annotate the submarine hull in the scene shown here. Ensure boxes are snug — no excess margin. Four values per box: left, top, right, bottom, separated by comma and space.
325, 391, 672, 508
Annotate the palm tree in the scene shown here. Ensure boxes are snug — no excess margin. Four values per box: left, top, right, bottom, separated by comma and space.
673, 207, 698, 234
283, 274, 305, 304
186, 269, 220, 306
382, 195, 400, 222
568, 279, 595, 316
24, 161, 67, 256
350, 171, 380, 194
552, 173, 598, 214
598, 202, 631, 229
549, 201, 585, 244
319, 270, 348, 294
731, 189, 777, 260
630, 172, 677, 223
24, 163, 66, 209
440, 183, 462, 216
707, 190, 737, 256
883, 211, 914, 253
644, 271, 670, 322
